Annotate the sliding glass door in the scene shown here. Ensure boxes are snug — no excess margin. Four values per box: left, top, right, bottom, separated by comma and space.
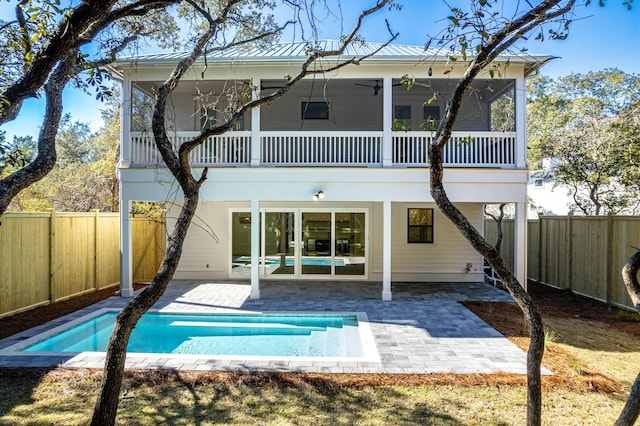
230, 208, 367, 278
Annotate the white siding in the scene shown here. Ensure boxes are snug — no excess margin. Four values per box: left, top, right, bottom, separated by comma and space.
167, 201, 228, 279
372, 202, 485, 282
168, 201, 484, 282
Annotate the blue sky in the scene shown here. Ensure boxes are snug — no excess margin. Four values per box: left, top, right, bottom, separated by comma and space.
1, 1, 639, 141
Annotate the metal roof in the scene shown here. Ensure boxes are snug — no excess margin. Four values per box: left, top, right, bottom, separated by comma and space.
116, 40, 551, 67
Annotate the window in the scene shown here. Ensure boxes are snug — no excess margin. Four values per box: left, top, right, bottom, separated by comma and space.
393, 105, 412, 131
301, 101, 329, 119
408, 208, 434, 243
394, 105, 412, 120
200, 108, 216, 131
423, 105, 440, 131
534, 179, 544, 188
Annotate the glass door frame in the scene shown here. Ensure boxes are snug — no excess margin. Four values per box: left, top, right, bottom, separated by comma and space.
258, 207, 368, 279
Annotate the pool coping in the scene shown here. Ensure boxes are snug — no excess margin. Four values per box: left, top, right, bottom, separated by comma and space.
0, 309, 381, 368
0, 281, 544, 374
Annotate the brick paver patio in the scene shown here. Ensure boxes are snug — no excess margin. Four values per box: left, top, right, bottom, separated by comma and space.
0, 281, 536, 374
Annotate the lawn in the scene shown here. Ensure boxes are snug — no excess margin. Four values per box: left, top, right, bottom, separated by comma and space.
0, 282, 639, 425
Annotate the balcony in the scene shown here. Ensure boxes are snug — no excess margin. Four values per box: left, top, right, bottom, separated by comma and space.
128, 130, 517, 168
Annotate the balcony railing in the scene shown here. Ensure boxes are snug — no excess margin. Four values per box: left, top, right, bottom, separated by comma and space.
131, 131, 251, 166
129, 131, 517, 167
261, 131, 381, 166
393, 131, 516, 167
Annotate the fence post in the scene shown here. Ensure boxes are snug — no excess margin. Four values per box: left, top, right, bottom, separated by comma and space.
538, 212, 543, 284
606, 214, 614, 304
92, 209, 100, 291
566, 212, 573, 291
46, 208, 56, 303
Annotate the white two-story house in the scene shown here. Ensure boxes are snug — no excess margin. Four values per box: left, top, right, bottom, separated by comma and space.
110, 41, 547, 300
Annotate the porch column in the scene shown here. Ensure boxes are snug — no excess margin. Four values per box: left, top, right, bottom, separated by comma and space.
382, 76, 393, 167
382, 200, 392, 300
251, 78, 261, 167
250, 199, 260, 298
515, 201, 528, 291
119, 198, 134, 297
515, 76, 527, 168
120, 75, 132, 167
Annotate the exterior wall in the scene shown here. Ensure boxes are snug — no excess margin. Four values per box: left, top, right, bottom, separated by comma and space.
261, 81, 383, 131
167, 201, 228, 279
167, 200, 484, 282
370, 202, 484, 282
131, 78, 509, 133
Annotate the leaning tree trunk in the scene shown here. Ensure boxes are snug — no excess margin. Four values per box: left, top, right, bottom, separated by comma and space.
615, 249, 640, 425
90, 187, 200, 425
90, 2, 396, 423
0, 50, 77, 214
430, 146, 544, 426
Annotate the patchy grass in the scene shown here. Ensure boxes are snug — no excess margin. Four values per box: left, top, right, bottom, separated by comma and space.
616, 309, 640, 323
1, 282, 639, 425
0, 369, 630, 425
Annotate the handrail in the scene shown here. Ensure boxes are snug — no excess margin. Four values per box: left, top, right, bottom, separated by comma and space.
128, 130, 517, 168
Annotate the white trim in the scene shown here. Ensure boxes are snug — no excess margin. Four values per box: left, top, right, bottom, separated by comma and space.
119, 200, 134, 297
250, 200, 260, 298
382, 200, 392, 300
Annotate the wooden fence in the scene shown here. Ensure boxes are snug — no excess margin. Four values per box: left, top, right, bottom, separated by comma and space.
485, 215, 640, 309
0, 212, 165, 318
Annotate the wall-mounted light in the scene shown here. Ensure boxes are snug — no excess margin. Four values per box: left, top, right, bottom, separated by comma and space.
312, 190, 325, 201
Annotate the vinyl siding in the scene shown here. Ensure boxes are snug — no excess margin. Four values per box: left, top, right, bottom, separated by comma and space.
370, 202, 485, 281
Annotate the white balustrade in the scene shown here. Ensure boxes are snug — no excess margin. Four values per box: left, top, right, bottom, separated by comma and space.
261, 132, 382, 165
392, 131, 516, 167
130, 131, 251, 166
129, 130, 517, 167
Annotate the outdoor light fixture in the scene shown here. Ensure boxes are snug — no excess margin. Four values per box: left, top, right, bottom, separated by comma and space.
312, 190, 325, 201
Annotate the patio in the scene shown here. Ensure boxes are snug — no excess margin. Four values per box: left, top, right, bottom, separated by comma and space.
0, 281, 531, 374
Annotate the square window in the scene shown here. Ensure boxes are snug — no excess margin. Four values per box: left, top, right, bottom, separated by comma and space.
394, 105, 412, 120
408, 208, 434, 244
301, 101, 329, 119
534, 179, 544, 188
423, 105, 440, 130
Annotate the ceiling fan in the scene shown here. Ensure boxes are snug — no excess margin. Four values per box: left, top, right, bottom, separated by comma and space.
354, 80, 402, 96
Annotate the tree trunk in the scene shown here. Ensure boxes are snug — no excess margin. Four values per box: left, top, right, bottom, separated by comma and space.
0, 50, 78, 214
91, 188, 199, 426
430, 145, 544, 426
615, 249, 640, 425
89, 2, 396, 422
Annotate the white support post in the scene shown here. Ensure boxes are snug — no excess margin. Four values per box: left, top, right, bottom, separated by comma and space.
119, 199, 134, 297
250, 199, 260, 298
382, 200, 392, 300
382, 76, 393, 167
515, 201, 528, 291
251, 78, 261, 167
120, 76, 132, 167
515, 76, 527, 169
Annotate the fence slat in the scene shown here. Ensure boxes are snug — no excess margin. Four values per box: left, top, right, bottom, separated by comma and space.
485, 215, 640, 310
0, 212, 166, 318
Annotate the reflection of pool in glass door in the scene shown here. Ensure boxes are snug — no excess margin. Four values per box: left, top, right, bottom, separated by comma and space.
263, 211, 295, 276
231, 209, 366, 278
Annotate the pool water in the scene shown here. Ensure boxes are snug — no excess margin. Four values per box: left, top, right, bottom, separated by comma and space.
21, 312, 365, 357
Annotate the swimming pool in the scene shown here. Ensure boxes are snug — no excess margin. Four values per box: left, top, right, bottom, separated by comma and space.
18, 311, 374, 359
